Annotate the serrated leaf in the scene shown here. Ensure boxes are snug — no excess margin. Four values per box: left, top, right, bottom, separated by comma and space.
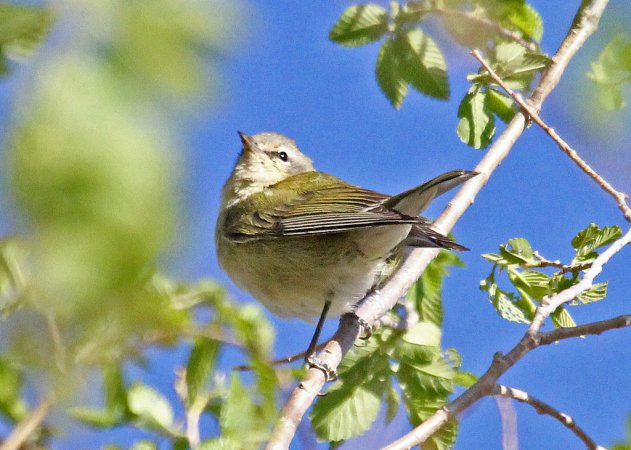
457, 88, 495, 149
551, 307, 576, 329
573, 282, 608, 305
186, 337, 219, 403
398, 28, 449, 99
311, 380, 383, 442
376, 38, 408, 108
571, 224, 622, 264
504, 2, 543, 42
408, 250, 463, 326
127, 383, 174, 432
486, 88, 516, 123
329, 4, 389, 47
509, 269, 550, 301
481, 272, 531, 324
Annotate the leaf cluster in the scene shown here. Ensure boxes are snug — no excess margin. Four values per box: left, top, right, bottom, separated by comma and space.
329, 0, 547, 129
480, 224, 621, 326
310, 251, 473, 449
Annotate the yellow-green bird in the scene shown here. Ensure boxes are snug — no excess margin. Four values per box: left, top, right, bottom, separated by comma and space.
216, 132, 475, 361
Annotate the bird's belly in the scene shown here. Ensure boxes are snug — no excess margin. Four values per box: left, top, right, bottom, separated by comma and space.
217, 231, 401, 321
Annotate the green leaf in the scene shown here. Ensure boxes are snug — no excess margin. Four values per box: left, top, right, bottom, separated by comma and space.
329, 4, 389, 47
571, 224, 622, 264
103, 365, 127, 419
480, 273, 531, 324
384, 380, 399, 424
486, 88, 516, 123
127, 383, 174, 432
311, 352, 389, 442
573, 282, 608, 305
69, 407, 120, 428
0, 3, 53, 71
501, 237, 535, 264
376, 38, 408, 108
454, 371, 477, 388
587, 33, 631, 110
408, 250, 463, 326
0, 357, 27, 422
401, 322, 442, 347
508, 269, 550, 301
551, 306, 576, 329
130, 441, 157, 450
457, 88, 495, 149
503, 2, 543, 42
186, 338, 219, 403
397, 28, 449, 99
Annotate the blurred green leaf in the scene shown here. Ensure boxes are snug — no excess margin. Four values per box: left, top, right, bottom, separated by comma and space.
186, 338, 219, 403
398, 28, 449, 99
376, 38, 408, 108
476, 0, 543, 43
407, 250, 464, 326
329, 4, 389, 47
69, 407, 120, 428
219, 373, 269, 446
127, 383, 174, 432
0, 357, 28, 422
0, 3, 53, 74
457, 87, 495, 149
587, 33, 631, 110
384, 380, 400, 424
130, 441, 157, 450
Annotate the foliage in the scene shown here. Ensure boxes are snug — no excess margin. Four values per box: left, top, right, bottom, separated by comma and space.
611, 415, 631, 450
311, 251, 471, 448
480, 224, 621, 326
329, 0, 549, 150
587, 33, 631, 110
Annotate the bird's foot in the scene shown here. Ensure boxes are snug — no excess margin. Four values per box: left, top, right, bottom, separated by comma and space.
306, 354, 338, 383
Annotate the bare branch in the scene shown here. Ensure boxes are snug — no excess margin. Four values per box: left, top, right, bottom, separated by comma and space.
538, 314, 631, 345
494, 385, 605, 450
267, 1, 613, 448
471, 48, 631, 223
0, 398, 52, 450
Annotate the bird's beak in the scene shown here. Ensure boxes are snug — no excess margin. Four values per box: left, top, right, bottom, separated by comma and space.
238, 131, 255, 153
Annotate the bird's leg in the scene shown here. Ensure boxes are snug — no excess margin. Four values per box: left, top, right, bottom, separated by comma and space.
341, 312, 372, 340
305, 300, 337, 382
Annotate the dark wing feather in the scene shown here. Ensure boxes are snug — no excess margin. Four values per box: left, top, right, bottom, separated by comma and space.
223, 172, 419, 241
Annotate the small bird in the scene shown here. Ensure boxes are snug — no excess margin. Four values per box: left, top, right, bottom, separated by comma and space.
216, 132, 475, 364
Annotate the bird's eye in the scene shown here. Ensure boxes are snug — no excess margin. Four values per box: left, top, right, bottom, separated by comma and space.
278, 151, 289, 162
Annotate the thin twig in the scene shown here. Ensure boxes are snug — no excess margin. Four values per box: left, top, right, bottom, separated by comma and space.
267, 1, 613, 448
0, 398, 52, 450
471, 48, 631, 223
494, 385, 605, 450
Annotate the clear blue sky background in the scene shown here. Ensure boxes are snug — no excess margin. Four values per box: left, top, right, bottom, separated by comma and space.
2, 1, 631, 449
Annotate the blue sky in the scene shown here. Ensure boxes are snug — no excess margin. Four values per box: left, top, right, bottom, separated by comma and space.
2, 1, 631, 449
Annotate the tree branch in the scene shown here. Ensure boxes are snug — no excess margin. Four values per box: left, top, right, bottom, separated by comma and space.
493, 385, 605, 450
266, 1, 612, 448
0, 398, 52, 450
470, 48, 631, 223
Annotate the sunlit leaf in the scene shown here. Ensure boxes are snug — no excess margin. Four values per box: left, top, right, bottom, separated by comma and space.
571, 224, 622, 264
551, 306, 576, 329
186, 338, 219, 403
457, 88, 495, 149
486, 88, 516, 123
376, 38, 408, 108
329, 4, 389, 47
127, 383, 174, 432
398, 28, 449, 99
587, 33, 631, 110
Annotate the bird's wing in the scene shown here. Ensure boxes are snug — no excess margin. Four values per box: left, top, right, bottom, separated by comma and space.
222, 172, 420, 241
